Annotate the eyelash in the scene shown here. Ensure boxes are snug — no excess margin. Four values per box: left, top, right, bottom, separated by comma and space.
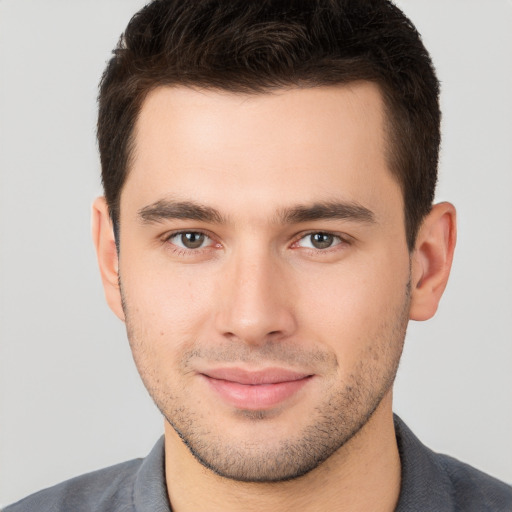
290, 231, 352, 253
162, 230, 219, 256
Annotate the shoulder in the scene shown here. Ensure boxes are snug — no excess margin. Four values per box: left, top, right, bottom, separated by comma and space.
3, 437, 170, 512
2, 457, 143, 512
435, 451, 512, 511
394, 415, 512, 511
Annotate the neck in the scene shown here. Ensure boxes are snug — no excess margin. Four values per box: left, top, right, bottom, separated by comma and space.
164, 394, 400, 512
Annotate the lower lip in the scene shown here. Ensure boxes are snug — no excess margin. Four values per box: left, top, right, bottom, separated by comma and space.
203, 375, 312, 410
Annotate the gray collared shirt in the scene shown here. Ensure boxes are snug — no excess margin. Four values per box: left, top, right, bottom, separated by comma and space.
4, 416, 512, 511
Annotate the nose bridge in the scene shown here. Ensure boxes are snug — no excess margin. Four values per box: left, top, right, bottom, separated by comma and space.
215, 242, 296, 344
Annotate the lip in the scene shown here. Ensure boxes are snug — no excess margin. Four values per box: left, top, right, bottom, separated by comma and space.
200, 367, 313, 410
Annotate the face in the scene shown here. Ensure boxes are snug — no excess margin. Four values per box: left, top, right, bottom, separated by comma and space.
116, 83, 412, 482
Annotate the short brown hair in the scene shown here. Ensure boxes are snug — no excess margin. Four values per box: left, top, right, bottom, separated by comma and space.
98, 0, 440, 250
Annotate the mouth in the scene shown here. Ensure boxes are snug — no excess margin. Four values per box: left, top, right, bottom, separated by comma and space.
199, 367, 314, 410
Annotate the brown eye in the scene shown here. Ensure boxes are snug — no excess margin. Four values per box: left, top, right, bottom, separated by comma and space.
310, 233, 335, 249
181, 232, 205, 249
169, 232, 208, 249
295, 232, 343, 250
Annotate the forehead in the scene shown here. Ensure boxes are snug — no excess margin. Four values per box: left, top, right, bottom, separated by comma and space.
123, 83, 402, 223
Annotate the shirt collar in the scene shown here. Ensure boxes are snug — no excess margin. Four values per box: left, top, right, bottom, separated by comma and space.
394, 414, 454, 511
133, 416, 455, 512
133, 436, 172, 512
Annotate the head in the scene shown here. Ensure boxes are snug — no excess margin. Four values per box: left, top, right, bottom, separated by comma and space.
93, 0, 456, 483
98, 0, 440, 251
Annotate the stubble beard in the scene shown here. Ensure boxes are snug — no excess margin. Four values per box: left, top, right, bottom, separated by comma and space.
122, 281, 410, 483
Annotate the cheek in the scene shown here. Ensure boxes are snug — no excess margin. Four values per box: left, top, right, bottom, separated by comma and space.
123, 260, 212, 323
119, 261, 220, 377
296, 252, 410, 351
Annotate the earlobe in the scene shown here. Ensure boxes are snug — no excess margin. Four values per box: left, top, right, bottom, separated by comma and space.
91, 197, 125, 322
409, 202, 457, 321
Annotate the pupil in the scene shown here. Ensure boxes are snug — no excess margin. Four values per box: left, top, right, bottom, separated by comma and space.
182, 232, 205, 249
312, 233, 333, 249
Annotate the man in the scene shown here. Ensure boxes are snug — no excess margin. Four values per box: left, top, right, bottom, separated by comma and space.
4, 0, 511, 510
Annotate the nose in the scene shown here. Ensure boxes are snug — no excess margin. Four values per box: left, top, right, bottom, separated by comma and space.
214, 248, 297, 346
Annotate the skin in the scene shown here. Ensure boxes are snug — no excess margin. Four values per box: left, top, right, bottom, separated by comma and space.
93, 82, 456, 511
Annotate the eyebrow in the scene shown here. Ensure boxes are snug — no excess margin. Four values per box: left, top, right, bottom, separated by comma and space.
278, 201, 376, 224
138, 199, 225, 224
137, 199, 375, 225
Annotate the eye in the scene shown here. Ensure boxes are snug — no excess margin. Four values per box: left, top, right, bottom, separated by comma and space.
295, 232, 343, 250
167, 231, 212, 250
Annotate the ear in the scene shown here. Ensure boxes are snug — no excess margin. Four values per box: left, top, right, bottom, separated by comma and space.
91, 197, 125, 322
409, 202, 457, 321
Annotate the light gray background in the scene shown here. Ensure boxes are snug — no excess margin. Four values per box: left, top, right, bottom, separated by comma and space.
1, 0, 511, 506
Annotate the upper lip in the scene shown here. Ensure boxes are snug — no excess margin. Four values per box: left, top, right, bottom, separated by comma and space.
200, 367, 312, 385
